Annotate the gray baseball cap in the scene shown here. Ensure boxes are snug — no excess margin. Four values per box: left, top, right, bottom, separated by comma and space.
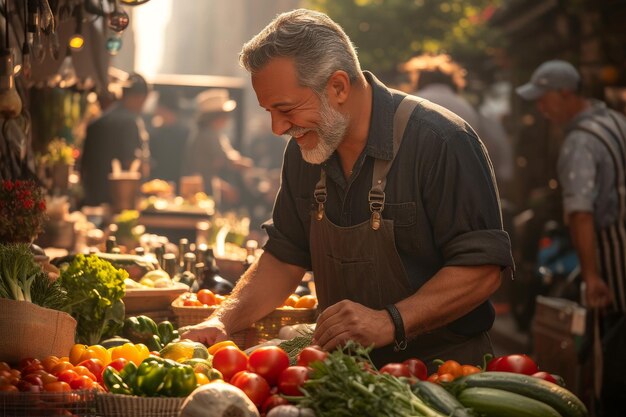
516, 60, 580, 100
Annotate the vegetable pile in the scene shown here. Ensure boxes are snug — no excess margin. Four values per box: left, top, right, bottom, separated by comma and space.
58, 254, 127, 345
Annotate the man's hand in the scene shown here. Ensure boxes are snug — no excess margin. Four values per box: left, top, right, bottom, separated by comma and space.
179, 316, 229, 346
584, 273, 613, 309
312, 300, 394, 351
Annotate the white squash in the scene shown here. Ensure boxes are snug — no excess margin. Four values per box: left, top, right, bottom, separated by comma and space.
179, 382, 260, 417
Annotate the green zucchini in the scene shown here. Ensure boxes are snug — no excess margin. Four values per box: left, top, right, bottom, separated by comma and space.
458, 387, 562, 417
412, 380, 475, 417
458, 372, 587, 417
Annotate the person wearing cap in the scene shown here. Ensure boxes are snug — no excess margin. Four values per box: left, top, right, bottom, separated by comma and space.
517, 60, 626, 416
183, 88, 252, 208
80, 72, 150, 206
181, 9, 513, 371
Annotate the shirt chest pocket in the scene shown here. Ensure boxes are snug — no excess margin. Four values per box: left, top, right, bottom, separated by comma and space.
383, 201, 417, 227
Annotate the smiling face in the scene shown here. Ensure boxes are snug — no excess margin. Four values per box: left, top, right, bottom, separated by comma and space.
252, 57, 349, 164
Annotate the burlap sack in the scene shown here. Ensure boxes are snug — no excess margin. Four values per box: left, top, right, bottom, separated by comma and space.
0, 298, 76, 364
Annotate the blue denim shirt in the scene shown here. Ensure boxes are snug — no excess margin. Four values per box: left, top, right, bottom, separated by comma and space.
263, 72, 514, 335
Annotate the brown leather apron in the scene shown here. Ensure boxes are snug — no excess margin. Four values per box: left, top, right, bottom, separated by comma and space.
309, 95, 493, 369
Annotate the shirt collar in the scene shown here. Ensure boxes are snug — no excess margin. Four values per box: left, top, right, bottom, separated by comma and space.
566, 99, 607, 132
363, 71, 395, 161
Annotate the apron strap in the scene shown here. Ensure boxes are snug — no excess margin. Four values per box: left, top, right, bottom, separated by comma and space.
369, 95, 423, 229
314, 94, 424, 226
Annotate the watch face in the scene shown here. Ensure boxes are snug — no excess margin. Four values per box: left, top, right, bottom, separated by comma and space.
119, 0, 152, 5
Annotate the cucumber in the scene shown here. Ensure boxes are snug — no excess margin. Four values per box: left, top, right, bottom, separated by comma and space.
458, 387, 562, 417
458, 372, 587, 417
412, 381, 475, 417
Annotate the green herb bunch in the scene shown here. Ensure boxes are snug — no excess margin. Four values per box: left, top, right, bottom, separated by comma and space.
293, 341, 445, 417
0, 243, 67, 309
59, 254, 127, 345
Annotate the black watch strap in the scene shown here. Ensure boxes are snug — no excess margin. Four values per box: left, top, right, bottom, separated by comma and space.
384, 304, 408, 351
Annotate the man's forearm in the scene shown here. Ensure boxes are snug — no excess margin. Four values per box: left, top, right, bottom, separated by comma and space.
397, 265, 501, 338
568, 211, 599, 280
214, 251, 306, 333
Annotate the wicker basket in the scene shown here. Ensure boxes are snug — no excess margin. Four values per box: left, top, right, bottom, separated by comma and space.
171, 295, 317, 349
96, 393, 184, 417
0, 389, 96, 417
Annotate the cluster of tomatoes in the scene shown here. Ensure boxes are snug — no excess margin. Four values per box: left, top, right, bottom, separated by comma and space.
180, 289, 227, 307
208, 343, 327, 415
384, 353, 557, 385
0, 356, 105, 394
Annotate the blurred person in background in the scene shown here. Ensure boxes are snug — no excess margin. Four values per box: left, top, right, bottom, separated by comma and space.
79, 73, 150, 206
401, 54, 513, 188
517, 59, 626, 417
148, 89, 190, 191
183, 89, 253, 210
182, 9, 513, 370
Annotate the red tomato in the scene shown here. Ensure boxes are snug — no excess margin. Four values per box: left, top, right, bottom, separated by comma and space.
277, 366, 309, 396
487, 354, 538, 375
43, 381, 71, 392
21, 373, 43, 388
21, 362, 44, 375
70, 375, 95, 390
16, 380, 41, 392
105, 358, 129, 373
532, 371, 558, 384
73, 366, 97, 381
403, 358, 428, 381
230, 371, 271, 407
261, 394, 290, 414
197, 289, 217, 306
379, 363, 411, 378
0, 384, 18, 392
211, 346, 248, 382
18, 358, 40, 371
247, 346, 290, 386
77, 359, 104, 383
296, 346, 328, 368
57, 370, 80, 384
437, 360, 463, 378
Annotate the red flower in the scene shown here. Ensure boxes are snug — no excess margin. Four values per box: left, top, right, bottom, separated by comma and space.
38, 201, 46, 211
2, 180, 13, 191
22, 199, 34, 210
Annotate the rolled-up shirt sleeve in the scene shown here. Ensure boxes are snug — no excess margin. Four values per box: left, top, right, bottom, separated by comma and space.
421, 127, 514, 270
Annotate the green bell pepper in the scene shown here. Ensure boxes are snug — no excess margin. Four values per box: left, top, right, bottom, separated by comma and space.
123, 315, 160, 346
119, 361, 138, 392
135, 357, 168, 396
157, 321, 176, 345
102, 367, 133, 395
160, 366, 197, 397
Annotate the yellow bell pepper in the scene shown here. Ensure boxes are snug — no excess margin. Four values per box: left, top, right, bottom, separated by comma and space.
109, 343, 151, 366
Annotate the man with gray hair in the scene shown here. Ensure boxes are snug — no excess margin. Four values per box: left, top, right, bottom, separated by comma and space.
518, 60, 626, 416
182, 9, 513, 370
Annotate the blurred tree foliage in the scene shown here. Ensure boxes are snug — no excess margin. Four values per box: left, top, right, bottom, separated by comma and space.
305, 0, 504, 82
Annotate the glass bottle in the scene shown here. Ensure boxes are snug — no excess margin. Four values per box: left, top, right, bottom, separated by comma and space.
174, 252, 197, 288
154, 244, 165, 268
196, 247, 234, 295
178, 238, 189, 268
163, 253, 177, 279
105, 236, 117, 253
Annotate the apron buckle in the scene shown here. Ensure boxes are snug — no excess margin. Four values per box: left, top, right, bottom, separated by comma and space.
316, 203, 325, 220
371, 210, 381, 230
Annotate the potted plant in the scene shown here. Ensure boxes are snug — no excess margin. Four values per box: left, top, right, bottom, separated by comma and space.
39, 138, 76, 192
0, 179, 47, 243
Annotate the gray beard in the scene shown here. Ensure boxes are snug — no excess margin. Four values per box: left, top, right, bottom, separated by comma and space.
287, 94, 349, 165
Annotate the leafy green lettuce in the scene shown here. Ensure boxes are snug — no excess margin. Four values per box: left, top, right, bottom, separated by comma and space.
59, 254, 127, 345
